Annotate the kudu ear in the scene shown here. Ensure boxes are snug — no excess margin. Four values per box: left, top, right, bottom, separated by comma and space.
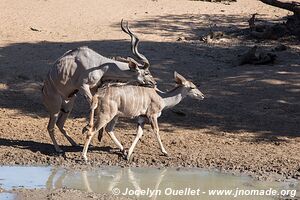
128, 57, 145, 71
127, 57, 139, 71
174, 71, 188, 85
128, 59, 139, 71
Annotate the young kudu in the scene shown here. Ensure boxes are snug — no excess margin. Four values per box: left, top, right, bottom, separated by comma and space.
42, 20, 156, 153
82, 72, 204, 161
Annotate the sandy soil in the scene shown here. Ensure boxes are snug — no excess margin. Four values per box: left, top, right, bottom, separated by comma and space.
0, 0, 300, 189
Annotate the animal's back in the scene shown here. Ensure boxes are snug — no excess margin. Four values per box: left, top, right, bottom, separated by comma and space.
98, 85, 163, 118
44, 47, 105, 99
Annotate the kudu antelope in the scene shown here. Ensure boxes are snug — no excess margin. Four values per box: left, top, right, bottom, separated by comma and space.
82, 72, 204, 161
42, 20, 156, 153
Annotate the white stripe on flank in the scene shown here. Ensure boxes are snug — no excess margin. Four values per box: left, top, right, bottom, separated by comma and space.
135, 87, 140, 116
141, 87, 144, 114
133, 86, 139, 116
122, 86, 126, 113
130, 86, 135, 115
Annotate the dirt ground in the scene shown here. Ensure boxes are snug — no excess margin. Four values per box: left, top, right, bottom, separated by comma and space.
0, 0, 300, 190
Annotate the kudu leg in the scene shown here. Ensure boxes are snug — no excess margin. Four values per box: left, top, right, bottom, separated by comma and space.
82, 97, 99, 161
84, 88, 105, 144
47, 113, 63, 153
105, 117, 124, 152
43, 86, 65, 153
82, 130, 95, 162
82, 125, 107, 162
98, 128, 104, 142
82, 114, 114, 161
150, 116, 168, 156
56, 97, 78, 146
89, 87, 105, 143
127, 117, 146, 160
84, 94, 105, 144
82, 94, 98, 134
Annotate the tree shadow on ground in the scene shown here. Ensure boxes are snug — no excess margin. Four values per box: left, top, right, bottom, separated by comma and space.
0, 13, 299, 143
113, 14, 251, 40
113, 13, 292, 40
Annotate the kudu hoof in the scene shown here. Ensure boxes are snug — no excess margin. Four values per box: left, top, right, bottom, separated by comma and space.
83, 156, 88, 163
121, 149, 128, 160
122, 149, 127, 155
162, 152, 169, 157
126, 154, 132, 162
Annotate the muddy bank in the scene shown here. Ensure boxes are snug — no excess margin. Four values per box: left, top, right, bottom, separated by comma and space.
0, 113, 299, 181
11, 188, 132, 200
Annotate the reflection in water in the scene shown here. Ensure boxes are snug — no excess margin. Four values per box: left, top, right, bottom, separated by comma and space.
0, 166, 299, 200
0, 193, 15, 200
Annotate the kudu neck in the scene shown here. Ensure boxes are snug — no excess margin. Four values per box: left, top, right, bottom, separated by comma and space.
101, 59, 135, 82
161, 86, 188, 109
